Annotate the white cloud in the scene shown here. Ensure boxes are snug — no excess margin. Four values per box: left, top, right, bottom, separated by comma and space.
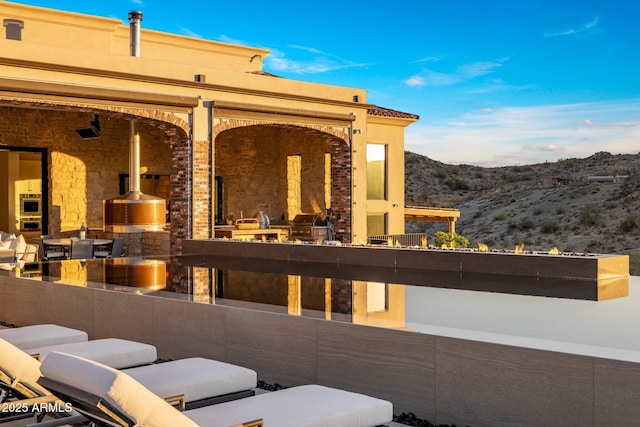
218, 35, 248, 45
411, 56, 441, 64
179, 27, 202, 38
545, 16, 601, 38
404, 76, 425, 87
404, 59, 506, 88
288, 45, 325, 55
264, 48, 365, 75
405, 100, 640, 166
523, 144, 565, 152
457, 60, 505, 78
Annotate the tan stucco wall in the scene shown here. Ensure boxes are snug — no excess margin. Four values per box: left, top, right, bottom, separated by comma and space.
0, 2, 415, 244
366, 116, 410, 236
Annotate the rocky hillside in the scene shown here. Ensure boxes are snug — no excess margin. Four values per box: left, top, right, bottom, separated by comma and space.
404, 151, 640, 272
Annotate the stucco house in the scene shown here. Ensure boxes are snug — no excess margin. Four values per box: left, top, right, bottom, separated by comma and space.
0, 2, 418, 255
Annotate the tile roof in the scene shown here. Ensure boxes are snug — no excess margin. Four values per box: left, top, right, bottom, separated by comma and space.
367, 105, 419, 120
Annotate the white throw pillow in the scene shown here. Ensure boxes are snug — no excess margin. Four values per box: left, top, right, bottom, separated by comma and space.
9, 235, 27, 257
0, 240, 11, 250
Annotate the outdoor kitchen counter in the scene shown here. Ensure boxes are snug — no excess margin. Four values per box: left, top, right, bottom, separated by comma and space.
213, 226, 288, 241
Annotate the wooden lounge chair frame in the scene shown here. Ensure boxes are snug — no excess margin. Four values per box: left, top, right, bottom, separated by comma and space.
0, 365, 70, 425
1, 338, 256, 425
38, 377, 263, 427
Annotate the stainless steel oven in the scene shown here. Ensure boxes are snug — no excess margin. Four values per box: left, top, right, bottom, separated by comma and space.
20, 218, 41, 232
20, 194, 42, 216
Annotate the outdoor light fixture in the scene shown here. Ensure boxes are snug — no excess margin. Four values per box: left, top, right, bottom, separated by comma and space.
76, 114, 101, 139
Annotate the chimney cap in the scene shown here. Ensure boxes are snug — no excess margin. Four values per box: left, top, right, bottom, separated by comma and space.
128, 11, 143, 22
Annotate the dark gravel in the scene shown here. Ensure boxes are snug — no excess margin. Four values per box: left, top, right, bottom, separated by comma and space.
394, 412, 468, 427
0, 321, 18, 328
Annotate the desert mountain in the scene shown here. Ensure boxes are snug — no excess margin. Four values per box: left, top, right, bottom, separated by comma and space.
404, 151, 640, 269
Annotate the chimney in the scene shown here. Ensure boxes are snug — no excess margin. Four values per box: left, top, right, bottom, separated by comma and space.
128, 11, 142, 57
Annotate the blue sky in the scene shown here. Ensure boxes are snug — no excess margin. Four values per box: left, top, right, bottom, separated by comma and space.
9, 0, 640, 166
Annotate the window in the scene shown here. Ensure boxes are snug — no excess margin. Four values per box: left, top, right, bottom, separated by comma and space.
287, 155, 301, 221
3, 19, 24, 41
367, 213, 387, 236
366, 144, 386, 200
366, 282, 388, 313
324, 153, 331, 208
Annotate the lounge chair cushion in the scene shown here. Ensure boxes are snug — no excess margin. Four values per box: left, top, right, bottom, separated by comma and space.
0, 338, 51, 396
41, 352, 392, 427
186, 384, 393, 427
123, 357, 257, 403
0, 324, 88, 350
40, 351, 198, 427
27, 338, 157, 369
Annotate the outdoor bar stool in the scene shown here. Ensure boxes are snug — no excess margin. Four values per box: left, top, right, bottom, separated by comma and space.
94, 237, 124, 258
68, 238, 94, 259
36, 237, 66, 261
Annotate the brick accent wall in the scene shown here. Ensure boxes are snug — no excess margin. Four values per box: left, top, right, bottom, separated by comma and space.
191, 139, 211, 240
329, 137, 352, 242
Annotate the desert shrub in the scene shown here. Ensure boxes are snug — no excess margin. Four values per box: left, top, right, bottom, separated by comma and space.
493, 213, 506, 221
433, 231, 469, 248
518, 217, 535, 230
560, 158, 578, 169
579, 203, 598, 226
501, 167, 533, 182
405, 152, 419, 165
630, 254, 640, 276
620, 215, 637, 233
533, 207, 544, 216
541, 220, 559, 233
444, 178, 470, 191
432, 170, 447, 179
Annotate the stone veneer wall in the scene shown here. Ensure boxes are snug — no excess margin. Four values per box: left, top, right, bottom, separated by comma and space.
0, 107, 172, 233
1, 104, 353, 252
215, 124, 351, 241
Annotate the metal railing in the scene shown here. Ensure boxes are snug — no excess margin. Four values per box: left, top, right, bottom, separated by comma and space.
367, 233, 427, 247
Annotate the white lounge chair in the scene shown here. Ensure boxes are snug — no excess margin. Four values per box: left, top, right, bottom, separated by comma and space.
39, 351, 393, 427
0, 324, 88, 350
26, 338, 157, 369
0, 338, 257, 413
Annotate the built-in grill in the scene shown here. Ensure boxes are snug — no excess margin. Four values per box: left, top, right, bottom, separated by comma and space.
290, 213, 329, 241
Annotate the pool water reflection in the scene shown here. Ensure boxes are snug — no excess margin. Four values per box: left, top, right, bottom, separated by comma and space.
182, 257, 407, 329
13, 255, 640, 362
